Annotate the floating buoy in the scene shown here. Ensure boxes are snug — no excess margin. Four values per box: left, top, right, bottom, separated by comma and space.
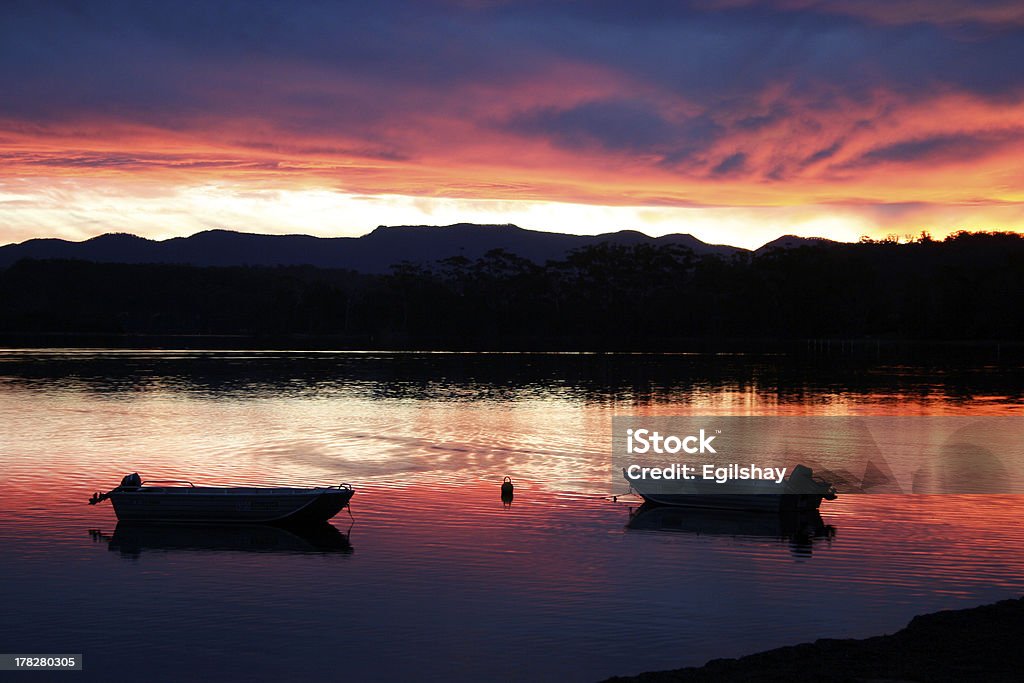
501, 476, 515, 507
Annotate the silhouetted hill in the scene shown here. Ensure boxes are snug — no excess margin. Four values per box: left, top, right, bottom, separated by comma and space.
754, 234, 839, 254
0, 224, 743, 273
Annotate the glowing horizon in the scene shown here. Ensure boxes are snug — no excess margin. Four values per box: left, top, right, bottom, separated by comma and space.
2, 2, 1023, 250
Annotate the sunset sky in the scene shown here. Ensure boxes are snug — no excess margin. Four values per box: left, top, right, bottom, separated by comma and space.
2, 0, 1023, 249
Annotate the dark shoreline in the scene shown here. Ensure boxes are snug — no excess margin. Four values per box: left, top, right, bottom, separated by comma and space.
0, 333, 1019, 360
3, 232, 1024, 352
604, 596, 1024, 682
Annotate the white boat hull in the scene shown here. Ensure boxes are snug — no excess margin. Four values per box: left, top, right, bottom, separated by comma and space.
623, 467, 833, 512
109, 486, 354, 524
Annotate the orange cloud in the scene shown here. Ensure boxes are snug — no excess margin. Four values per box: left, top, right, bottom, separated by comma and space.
2, 2, 1023, 246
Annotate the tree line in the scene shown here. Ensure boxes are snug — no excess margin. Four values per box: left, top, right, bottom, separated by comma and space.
0, 230, 1021, 348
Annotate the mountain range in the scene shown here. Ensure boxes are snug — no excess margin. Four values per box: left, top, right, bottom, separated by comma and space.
0, 224, 832, 273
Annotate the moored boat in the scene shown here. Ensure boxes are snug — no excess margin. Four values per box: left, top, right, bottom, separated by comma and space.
623, 463, 836, 512
89, 473, 354, 524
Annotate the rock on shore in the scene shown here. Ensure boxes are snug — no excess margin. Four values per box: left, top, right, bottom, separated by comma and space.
605, 596, 1024, 682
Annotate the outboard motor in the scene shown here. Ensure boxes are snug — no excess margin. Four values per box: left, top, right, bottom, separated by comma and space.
90, 472, 142, 505
788, 464, 837, 499
788, 464, 817, 494
120, 473, 142, 489
791, 464, 813, 479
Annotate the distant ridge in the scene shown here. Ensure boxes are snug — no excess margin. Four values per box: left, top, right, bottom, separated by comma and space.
0, 224, 830, 273
754, 234, 838, 254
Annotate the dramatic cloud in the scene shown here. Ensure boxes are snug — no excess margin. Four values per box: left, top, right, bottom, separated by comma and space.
0, 0, 1023, 245
842, 129, 1024, 168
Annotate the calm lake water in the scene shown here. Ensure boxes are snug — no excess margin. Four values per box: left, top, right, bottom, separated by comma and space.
1, 350, 1023, 681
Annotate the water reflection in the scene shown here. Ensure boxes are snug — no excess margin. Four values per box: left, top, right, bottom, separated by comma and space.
89, 522, 353, 557
626, 502, 835, 557
1, 349, 1022, 410
3, 351, 1024, 681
